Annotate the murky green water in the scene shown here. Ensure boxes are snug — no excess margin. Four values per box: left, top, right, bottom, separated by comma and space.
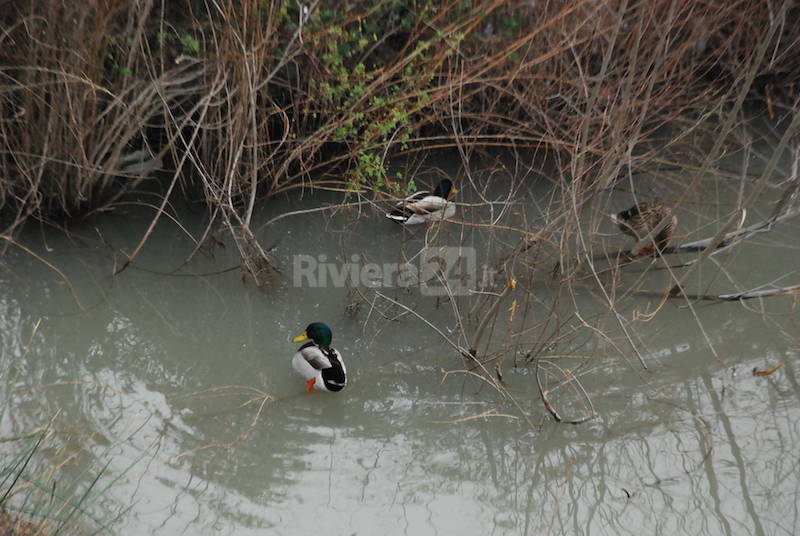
1, 152, 799, 535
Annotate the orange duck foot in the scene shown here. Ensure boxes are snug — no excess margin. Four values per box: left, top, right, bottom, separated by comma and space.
306, 378, 317, 392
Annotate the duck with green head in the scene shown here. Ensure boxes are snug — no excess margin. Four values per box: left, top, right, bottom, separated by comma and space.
292, 322, 347, 393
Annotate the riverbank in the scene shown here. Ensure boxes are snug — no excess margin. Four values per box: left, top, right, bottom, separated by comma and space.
2, 1, 798, 277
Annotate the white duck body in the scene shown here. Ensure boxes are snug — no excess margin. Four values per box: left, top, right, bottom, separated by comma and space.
292, 342, 347, 392
386, 179, 457, 225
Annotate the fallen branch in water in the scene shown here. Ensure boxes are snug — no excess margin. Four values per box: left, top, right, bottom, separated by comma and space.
468, 277, 516, 359
635, 283, 800, 302
673, 207, 800, 256
717, 284, 800, 300
534, 359, 597, 424
0, 234, 84, 310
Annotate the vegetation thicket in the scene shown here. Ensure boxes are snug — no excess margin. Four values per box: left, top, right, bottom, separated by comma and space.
1, 1, 798, 271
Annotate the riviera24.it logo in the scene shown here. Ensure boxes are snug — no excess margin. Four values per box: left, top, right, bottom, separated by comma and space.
292, 246, 478, 296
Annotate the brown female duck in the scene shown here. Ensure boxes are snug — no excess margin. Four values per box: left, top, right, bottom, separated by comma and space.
612, 202, 677, 255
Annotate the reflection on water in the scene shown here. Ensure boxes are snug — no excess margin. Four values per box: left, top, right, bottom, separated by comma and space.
1, 157, 799, 535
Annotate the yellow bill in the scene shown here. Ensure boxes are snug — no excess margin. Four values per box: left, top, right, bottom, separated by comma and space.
292, 332, 309, 343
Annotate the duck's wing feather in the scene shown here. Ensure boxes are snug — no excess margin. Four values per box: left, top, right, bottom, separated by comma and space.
386, 190, 432, 221
298, 345, 332, 370
392, 190, 431, 211
400, 190, 431, 205
406, 195, 448, 215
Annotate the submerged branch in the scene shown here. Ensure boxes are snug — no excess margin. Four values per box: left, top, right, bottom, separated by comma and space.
674, 207, 800, 256
635, 283, 800, 302
0, 234, 84, 310
468, 277, 516, 359
535, 359, 597, 424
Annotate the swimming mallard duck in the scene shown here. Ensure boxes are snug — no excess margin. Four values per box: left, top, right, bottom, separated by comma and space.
386, 179, 459, 225
292, 322, 347, 393
611, 202, 677, 254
